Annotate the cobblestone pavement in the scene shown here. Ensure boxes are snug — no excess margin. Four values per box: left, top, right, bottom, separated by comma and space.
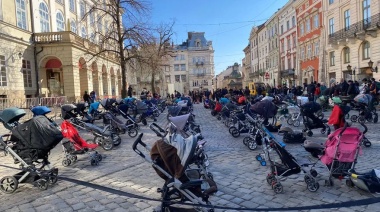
0, 104, 379, 212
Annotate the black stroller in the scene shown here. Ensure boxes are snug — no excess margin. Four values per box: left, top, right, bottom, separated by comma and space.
0, 107, 62, 193
300, 101, 330, 137
133, 133, 217, 211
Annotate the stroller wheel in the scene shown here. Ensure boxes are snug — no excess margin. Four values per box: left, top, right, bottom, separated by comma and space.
90, 159, 98, 166
272, 182, 283, 194
128, 128, 138, 138
0, 176, 18, 194
229, 127, 240, 138
307, 131, 313, 137
217, 116, 221, 120
358, 116, 366, 124
307, 182, 320, 192
302, 128, 308, 133
287, 118, 294, 125
304, 175, 312, 184
260, 160, 266, 166
98, 137, 113, 151
364, 140, 372, 147
243, 137, 251, 146
350, 115, 358, 122
62, 159, 70, 167
293, 120, 300, 127
207, 173, 214, 180
112, 134, 122, 146
142, 118, 147, 126
248, 140, 258, 150
211, 111, 217, 116
36, 179, 48, 191
346, 179, 354, 187
373, 114, 378, 123
48, 174, 58, 185
320, 128, 326, 134
255, 155, 262, 161
266, 174, 276, 185
69, 155, 77, 162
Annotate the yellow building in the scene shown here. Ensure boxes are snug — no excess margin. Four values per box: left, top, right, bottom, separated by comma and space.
0, 0, 122, 103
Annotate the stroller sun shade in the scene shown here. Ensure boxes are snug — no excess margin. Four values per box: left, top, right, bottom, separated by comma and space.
354, 94, 372, 105
169, 114, 190, 131
251, 100, 277, 118
31, 106, 51, 116
0, 107, 26, 130
61, 104, 77, 119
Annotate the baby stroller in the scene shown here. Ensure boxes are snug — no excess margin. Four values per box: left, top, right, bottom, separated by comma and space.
167, 104, 192, 121
211, 101, 222, 116
0, 108, 62, 193
250, 99, 281, 132
133, 134, 217, 211
135, 100, 156, 122
100, 98, 118, 115
61, 104, 116, 151
300, 101, 330, 137
60, 120, 102, 166
116, 102, 142, 128
102, 111, 138, 138
228, 110, 252, 138
350, 94, 378, 124
30, 106, 58, 127
346, 169, 380, 193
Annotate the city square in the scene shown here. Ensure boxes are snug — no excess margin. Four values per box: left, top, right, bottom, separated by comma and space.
0, 103, 379, 212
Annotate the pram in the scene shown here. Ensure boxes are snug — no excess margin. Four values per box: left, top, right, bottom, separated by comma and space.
0, 108, 62, 193
100, 98, 118, 115
102, 111, 137, 138
228, 110, 253, 138
135, 100, 156, 123
60, 120, 102, 166
61, 104, 115, 150
116, 102, 142, 128
250, 99, 281, 132
211, 101, 222, 116
350, 94, 378, 124
300, 101, 330, 137
133, 134, 217, 211
167, 104, 192, 121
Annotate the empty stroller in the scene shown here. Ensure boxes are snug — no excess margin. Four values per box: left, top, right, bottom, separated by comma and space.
0, 108, 62, 193
60, 120, 102, 166
350, 94, 378, 124
300, 101, 330, 137
133, 132, 217, 211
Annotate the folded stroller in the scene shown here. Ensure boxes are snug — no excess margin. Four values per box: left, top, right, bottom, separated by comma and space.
60, 120, 102, 166
300, 101, 330, 137
0, 108, 62, 193
133, 132, 217, 211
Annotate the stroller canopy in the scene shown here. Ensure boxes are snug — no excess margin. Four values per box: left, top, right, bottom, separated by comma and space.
0, 107, 26, 124
100, 99, 108, 108
61, 104, 77, 119
88, 102, 100, 114
169, 114, 190, 131
31, 106, 51, 116
136, 100, 148, 110
301, 101, 321, 114
250, 100, 277, 118
354, 94, 372, 105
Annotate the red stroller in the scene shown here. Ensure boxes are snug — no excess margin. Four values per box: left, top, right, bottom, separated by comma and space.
211, 101, 222, 116
60, 120, 102, 166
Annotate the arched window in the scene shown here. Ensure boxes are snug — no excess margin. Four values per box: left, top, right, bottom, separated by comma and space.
81, 27, 87, 38
16, 0, 27, 29
363, 41, 370, 60
39, 2, 50, 32
70, 20, 77, 33
69, 0, 75, 12
56, 11, 65, 31
343, 47, 350, 63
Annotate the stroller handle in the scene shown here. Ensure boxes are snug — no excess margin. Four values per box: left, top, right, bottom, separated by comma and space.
149, 123, 166, 137
339, 122, 349, 136
132, 133, 146, 158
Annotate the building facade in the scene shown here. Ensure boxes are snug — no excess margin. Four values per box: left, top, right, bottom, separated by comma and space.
296, 0, 323, 84
0, 0, 122, 102
278, 0, 298, 87
216, 63, 242, 90
249, 25, 262, 83
257, 24, 269, 84
266, 12, 280, 87
242, 44, 251, 88
325, 0, 380, 84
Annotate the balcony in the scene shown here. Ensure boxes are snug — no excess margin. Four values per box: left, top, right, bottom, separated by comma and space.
329, 13, 380, 45
34, 31, 118, 60
196, 62, 204, 66
280, 69, 295, 78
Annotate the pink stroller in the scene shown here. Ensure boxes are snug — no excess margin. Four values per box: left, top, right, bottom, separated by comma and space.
319, 125, 365, 186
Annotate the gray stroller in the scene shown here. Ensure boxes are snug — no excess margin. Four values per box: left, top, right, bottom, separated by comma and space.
0, 107, 62, 193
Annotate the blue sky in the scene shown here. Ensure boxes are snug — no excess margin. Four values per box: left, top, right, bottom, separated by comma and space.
149, 0, 289, 74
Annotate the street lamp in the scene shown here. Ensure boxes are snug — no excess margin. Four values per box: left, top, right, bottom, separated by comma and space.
368, 60, 378, 73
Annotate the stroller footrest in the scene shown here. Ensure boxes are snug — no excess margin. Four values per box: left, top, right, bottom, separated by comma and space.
180, 180, 203, 190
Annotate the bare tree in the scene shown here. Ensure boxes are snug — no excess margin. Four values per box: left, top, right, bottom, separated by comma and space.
84, 0, 152, 98
136, 22, 175, 94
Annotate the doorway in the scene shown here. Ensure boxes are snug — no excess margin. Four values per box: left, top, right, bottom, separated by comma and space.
46, 69, 64, 96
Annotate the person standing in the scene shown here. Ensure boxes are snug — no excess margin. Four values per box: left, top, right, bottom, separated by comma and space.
89, 91, 96, 103
128, 85, 133, 97
83, 91, 90, 103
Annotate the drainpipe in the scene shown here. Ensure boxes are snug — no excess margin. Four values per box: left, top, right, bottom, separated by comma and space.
29, 1, 42, 98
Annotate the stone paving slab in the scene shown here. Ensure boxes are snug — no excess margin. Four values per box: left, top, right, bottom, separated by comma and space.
0, 104, 379, 211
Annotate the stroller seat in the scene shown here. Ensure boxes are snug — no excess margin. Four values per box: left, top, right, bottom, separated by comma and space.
84, 123, 110, 135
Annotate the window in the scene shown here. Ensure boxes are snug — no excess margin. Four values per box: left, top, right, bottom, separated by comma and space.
306, 19, 310, 32
292, 16, 295, 27
329, 0, 334, 4
81, 27, 87, 38
287, 58, 291, 69
69, 0, 75, 12
293, 36, 296, 49
56, 12, 65, 31
329, 18, 334, 35
0, 55, 6, 86
90, 33, 95, 42
22, 60, 32, 87
104, 21, 108, 34
363, 0, 371, 28
287, 38, 291, 50
39, 2, 50, 32
313, 14, 319, 29
90, 12, 95, 25
80, 1, 86, 19
16, 0, 27, 30
293, 55, 296, 69
181, 75, 186, 82
363, 41, 370, 59
314, 41, 319, 56
281, 42, 284, 53
300, 23, 304, 36
174, 64, 180, 71
103, 0, 107, 10
286, 21, 290, 31
344, 47, 350, 63
180, 64, 186, 71
180, 55, 185, 60
307, 44, 312, 58
330, 52, 335, 66
281, 25, 283, 34
344, 10, 350, 31
56, 0, 64, 4
175, 75, 180, 82
300, 47, 305, 60
70, 20, 77, 33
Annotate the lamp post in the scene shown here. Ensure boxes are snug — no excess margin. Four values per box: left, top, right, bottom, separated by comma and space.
368, 60, 378, 73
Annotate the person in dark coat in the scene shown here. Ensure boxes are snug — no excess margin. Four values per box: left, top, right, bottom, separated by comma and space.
83, 91, 90, 103
127, 85, 133, 97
